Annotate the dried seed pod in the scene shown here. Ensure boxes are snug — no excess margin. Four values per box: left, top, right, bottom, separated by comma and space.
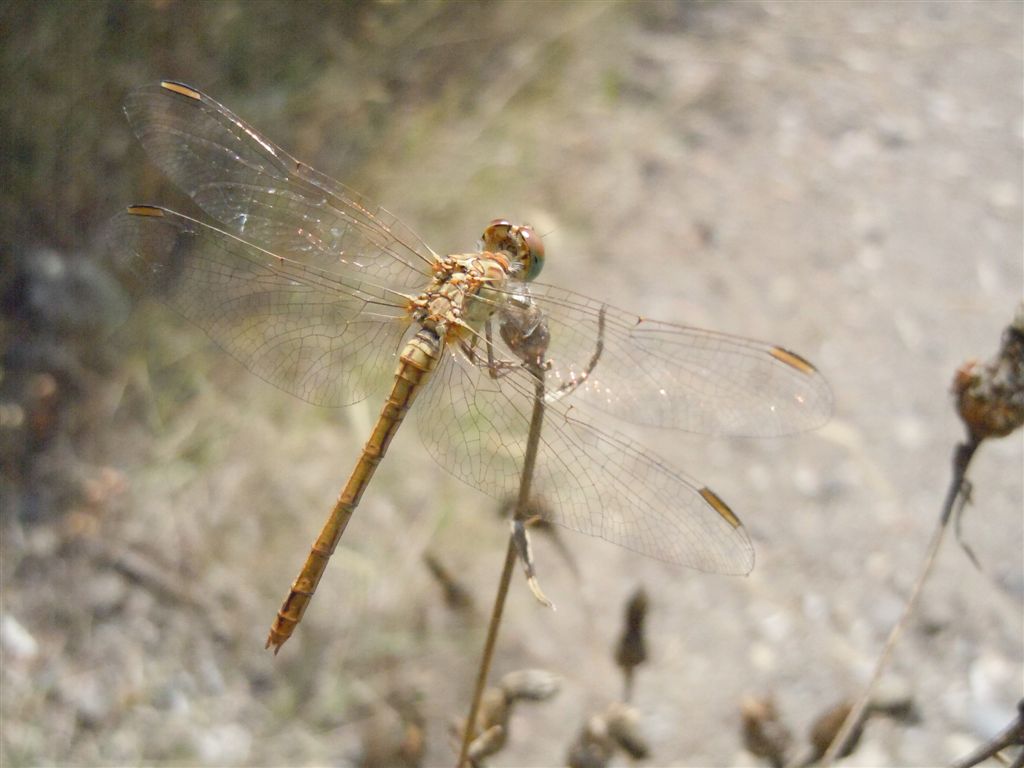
566, 714, 615, 768
450, 687, 508, 760
567, 703, 649, 767
605, 703, 650, 759
398, 722, 425, 768
740, 694, 792, 768
953, 302, 1024, 441
808, 700, 863, 763
500, 669, 560, 703
467, 724, 506, 764
455, 672, 561, 764
423, 552, 474, 611
477, 686, 510, 733
614, 587, 649, 700
360, 694, 425, 768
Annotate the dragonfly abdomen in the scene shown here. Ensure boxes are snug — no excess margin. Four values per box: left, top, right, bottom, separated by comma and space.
265, 329, 444, 652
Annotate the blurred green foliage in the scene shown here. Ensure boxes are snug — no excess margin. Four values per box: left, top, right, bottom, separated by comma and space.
0, 0, 566, 255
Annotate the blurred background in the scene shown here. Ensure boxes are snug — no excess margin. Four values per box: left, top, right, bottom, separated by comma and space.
1, 1, 1021, 766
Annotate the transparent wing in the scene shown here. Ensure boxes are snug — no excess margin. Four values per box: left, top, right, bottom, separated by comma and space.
123, 81, 435, 293
110, 206, 411, 407
416, 349, 754, 573
474, 282, 832, 437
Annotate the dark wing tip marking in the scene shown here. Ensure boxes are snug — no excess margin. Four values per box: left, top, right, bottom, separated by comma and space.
769, 346, 818, 375
698, 487, 743, 530
160, 81, 202, 100
126, 205, 165, 217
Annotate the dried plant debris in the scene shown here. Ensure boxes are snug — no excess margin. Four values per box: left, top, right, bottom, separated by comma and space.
740, 694, 792, 768
604, 703, 649, 759
567, 703, 650, 768
451, 669, 560, 765
953, 302, 1024, 442
358, 687, 426, 768
614, 587, 649, 701
1, 248, 127, 524
739, 683, 918, 768
950, 697, 1024, 768
423, 552, 475, 612
806, 700, 863, 765
802, 687, 919, 767
566, 588, 653, 766
500, 669, 561, 702
949, 302, 1024, 566
865, 676, 919, 724
498, 495, 582, 580
567, 717, 617, 768
466, 724, 505, 765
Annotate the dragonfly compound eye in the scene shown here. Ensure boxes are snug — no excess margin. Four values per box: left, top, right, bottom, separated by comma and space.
482, 220, 542, 280
515, 225, 544, 281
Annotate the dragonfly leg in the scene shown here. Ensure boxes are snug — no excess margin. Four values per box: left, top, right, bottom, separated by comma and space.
550, 304, 606, 399
458, 321, 521, 379
484, 320, 510, 378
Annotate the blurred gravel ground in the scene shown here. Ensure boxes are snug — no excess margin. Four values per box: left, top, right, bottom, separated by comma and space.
1, 2, 1021, 766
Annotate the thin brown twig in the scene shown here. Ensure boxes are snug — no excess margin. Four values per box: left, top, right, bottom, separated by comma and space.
821, 436, 980, 765
456, 357, 547, 768
456, 538, 517, 768
948, 698, 1024, 768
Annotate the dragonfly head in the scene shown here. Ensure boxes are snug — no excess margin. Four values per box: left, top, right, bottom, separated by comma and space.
482, 219, 544, 282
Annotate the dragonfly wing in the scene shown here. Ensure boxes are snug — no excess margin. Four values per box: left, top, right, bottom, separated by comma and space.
124, 81, 434, 292
416, 349, 754, 573
110, 206, 410, 407
503, 283, 833, 437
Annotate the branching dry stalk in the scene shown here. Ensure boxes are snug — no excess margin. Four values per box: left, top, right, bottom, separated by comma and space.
451, 670, 561, 765
820, 438, 978, 765
823, 304, 1024, 765
948, 698, 1024, 768
456, 357, 548, 768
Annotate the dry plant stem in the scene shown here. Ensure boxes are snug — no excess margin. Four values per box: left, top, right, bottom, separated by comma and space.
821, 437, 981, 765
623, 671, 634, 704
456, 538, 517, 768
456, 360, 547, 768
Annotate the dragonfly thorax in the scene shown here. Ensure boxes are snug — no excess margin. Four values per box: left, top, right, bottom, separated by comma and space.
410, 253, 509, 342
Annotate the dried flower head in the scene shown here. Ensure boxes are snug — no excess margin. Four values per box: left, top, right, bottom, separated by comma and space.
567, 703, 649, 768
740, 694, 792, 768
605, 703, 650, 759
566, 713, 616, 768
953, 302, 1024, 442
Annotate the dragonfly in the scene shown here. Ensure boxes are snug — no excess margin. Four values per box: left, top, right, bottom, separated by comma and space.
112, 81, 832, 653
